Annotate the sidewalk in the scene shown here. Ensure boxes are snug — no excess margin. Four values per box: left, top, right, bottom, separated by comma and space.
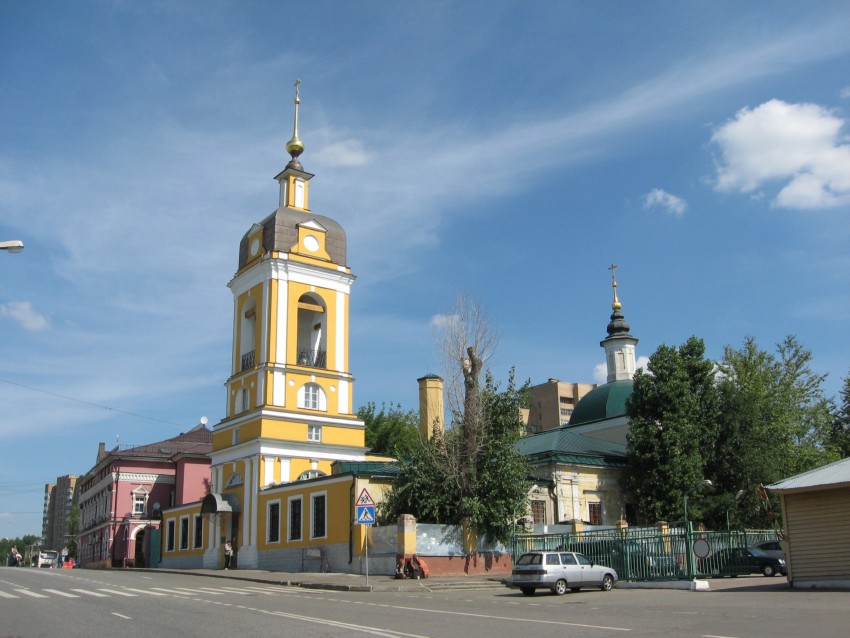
147, 567, 507, 593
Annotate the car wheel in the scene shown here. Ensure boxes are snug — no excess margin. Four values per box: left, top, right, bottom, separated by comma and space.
762, 564, 776, 577
519, 587, 535, 596
600, 574, 615, 591
553, 579, 568, 595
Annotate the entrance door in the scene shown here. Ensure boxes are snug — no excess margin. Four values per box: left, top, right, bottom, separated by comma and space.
135, 530, 146, 567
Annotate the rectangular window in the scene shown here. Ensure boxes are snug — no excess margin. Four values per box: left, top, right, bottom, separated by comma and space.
531, 501, 546, 524
288, 497, 302, 542
268, 501, 280, 543
311, 493, 326, 539
307, 424, 321, 442
588, 502, 602, 525
179, 516, 189, 550
133, 493, 146, 515
166, 520, 175, 551
305, 385, 319, 410
194, 514, 203, 549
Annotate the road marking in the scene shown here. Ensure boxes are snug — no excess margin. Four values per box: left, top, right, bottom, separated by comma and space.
703, 635, 741, 638
70, 589, 110, 597
148, 587, 194, 596
389, 604, 632, 632
43, 589, 81, 598
208, 587, 255, 595
0, 591, 19, 598
266, 609, 431, 638
121, 587, 168, 596
112, 612, 132, 620
13, 589, 49, 598
98, 589, 138, 596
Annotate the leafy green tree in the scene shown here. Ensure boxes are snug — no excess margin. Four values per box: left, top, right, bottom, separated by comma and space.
626, 337, 719, 524
381, 369, 530, 544
358, 402, 420, 457
708, 336, 837, 528
66, 505, 80, 559
827, 372, 850, 458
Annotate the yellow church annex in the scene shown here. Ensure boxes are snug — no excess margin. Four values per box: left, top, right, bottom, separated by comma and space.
159, 83, 394, 572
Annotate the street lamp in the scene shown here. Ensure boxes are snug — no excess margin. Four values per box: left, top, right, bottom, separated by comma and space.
0, 240, 24, 253
683, 479, 713, 579
726, 489, 745, 530
682, 479, 713, 524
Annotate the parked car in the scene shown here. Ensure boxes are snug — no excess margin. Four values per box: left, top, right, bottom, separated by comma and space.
38, 550, 59, 568
509, 551, 618, 595
564, 539, 679, 578
752, 540, 785, 560
698, 547, 786, 577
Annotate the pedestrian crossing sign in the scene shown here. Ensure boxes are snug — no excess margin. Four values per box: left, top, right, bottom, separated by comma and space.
355, 505, 376, 525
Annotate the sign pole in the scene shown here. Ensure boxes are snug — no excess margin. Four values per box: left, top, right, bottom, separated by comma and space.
365, 525, 369, 588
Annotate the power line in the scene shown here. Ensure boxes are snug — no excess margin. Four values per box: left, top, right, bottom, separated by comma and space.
0, 378, 186, 428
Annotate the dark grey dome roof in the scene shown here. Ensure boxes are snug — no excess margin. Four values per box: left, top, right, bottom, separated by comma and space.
238, 206, 347, 269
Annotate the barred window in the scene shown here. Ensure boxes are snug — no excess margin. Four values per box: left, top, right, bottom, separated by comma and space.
289, 497, 302, 542
588, 502, 602, 525
311, 493, 326, 539
531, 501, 546, 524
268, 502, 280, 543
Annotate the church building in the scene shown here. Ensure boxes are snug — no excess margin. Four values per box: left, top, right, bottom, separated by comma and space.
160, 83, 395, 572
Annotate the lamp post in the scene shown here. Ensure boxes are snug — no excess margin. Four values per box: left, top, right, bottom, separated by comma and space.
683, 479, 713, 579
726, 489, 745, 530
0, 240, 24, 253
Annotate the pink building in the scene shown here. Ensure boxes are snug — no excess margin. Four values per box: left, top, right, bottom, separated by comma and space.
77, 425, 211, 568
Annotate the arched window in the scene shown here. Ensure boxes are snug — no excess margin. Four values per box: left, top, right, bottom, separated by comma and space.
240, 297, 257, 371
297, 469, 326, 481
296, 293, 326, 368
298, 383, 326, 411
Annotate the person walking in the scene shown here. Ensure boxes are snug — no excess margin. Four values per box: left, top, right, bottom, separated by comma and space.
223, 540, 232, 570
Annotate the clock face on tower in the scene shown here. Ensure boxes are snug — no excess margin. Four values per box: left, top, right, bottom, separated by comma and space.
303, 235, 319, 252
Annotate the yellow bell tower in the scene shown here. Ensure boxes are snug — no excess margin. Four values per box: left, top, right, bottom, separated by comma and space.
207, 81, 366, 568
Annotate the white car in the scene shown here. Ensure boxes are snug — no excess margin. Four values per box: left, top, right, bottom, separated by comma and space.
509, 551, 618, 595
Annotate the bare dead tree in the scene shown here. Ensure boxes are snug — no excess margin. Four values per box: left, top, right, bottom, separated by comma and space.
432, 293, 499, 498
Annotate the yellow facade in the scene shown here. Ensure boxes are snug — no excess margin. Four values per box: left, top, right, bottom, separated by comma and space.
201, 97, 370, 570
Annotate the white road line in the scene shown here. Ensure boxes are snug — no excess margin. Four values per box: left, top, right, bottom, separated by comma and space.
14, 589, 49, 598
266, 608, 431, 638
703, 635, 741, 638
0, 591, 19, 598
98, 589, 138, 597
178, 587, 225, 595
390, 604, 632, 632
120, 587, 168, 596
112, 612, 132, 620
70, 589, 110, 598
148, 587, 194, 596
43, 589, 81, 598
205, 587, 254, 595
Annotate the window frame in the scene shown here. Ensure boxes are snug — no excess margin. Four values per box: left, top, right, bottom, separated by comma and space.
267, 500, 281, 544
179, 515, 190, 550
307, 424, 322, 442
288, 496, 302, 542
193, 514, 203, 549
166, 519, 176, 552
588, 501, 602, 526
310, 491, 327, 540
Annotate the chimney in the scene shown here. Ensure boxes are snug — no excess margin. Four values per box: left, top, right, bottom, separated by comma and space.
96, 442, 106, 462
417, 374, 444, 440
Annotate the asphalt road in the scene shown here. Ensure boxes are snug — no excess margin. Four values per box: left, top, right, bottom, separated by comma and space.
1, 567, 848, 638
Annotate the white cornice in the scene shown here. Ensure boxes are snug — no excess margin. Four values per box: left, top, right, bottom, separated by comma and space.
229, 257, 355, 297
209, 438, 367, 466
214, 408, 365, 431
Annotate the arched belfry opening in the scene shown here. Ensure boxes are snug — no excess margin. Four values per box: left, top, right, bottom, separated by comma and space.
296, 293, 326, 368
240, 297, 257, 371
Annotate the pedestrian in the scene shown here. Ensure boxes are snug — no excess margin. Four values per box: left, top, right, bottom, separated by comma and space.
7, 546, 17, 567
61, 545, 68, 566
223, 539, 232, 570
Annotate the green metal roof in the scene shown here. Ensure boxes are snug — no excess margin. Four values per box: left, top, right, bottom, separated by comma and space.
568, 379, 633, 426
514, 428, 627, 466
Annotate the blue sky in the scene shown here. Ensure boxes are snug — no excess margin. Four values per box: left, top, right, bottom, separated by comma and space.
2, 1, 849, 539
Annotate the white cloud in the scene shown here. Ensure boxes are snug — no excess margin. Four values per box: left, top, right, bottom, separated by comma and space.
0, 301, 49, 331
313, 139, 372, 167
593, 363, 607, 384
636, 356, 650, 373
711, 99, 850, 209
642, 188, 687, 217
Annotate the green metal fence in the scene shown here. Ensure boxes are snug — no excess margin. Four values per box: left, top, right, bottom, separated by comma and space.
512, 527, 781, 581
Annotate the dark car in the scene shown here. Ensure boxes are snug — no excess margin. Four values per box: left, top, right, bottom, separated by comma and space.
698, 547, 786, 577
565, 539, 679, 579
752, 540, 785, 560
